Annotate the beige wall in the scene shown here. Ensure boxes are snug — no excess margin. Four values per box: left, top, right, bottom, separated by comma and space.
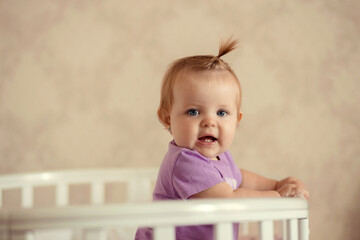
1, 0, 359, 239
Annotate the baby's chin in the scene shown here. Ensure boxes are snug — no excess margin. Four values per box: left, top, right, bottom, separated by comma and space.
177, 142, 221, 160
196, 150, 220, 160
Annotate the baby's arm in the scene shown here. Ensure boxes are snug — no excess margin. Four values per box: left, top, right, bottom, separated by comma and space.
240, 169, 277, 191
189, 169, 309, 200
189, 169, 280, 199
241, 169, 309, 199
189, 182, 280, 199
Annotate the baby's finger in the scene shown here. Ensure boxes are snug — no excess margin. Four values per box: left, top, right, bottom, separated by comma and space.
301, 189, 310, 200
290, 187, 309, 200
293, 193, 306, 199
277, 184, 296, 197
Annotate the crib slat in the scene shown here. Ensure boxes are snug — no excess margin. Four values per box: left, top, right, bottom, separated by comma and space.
0, 189, 2, 208
84, 229, 107, 240
260, 220, 274, 240
299, 218, 309, 240
153, 226, 175, 240
215, 223, 233, 240
127, 179, 152, 202
282, 220, 287, 240
241, 222, 250, 236
25, 231, 35, 240
22, 185, 33, 208
56, 183, 68, 207
91, 182, 104, 205
287, 219, 298, 240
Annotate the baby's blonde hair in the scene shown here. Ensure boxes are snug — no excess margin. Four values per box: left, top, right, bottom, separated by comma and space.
157, 38, 241, 126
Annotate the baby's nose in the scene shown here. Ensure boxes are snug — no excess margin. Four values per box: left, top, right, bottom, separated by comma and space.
201, 117, 216, 128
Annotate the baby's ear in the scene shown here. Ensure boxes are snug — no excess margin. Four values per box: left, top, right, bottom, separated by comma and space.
237, 112, 243, 125
164, 115, 171, 130
158, 109, 171, 129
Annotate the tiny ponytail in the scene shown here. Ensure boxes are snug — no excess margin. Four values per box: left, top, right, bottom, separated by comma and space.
218, 37, 238, 58
203, 37, 238, 69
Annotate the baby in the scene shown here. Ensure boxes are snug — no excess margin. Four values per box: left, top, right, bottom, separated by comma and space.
135, 38, 309, 240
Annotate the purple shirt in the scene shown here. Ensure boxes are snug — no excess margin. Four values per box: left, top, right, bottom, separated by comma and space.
135, 141, 242, 240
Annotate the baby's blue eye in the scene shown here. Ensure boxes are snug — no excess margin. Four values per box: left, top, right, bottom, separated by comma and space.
217, 110, 227, 117
187, 109, 199, 116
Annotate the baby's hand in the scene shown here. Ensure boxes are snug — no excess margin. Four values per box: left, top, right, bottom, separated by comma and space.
276, 184, 309, 199
276, 177, 309, 200
276, 177, 305, 190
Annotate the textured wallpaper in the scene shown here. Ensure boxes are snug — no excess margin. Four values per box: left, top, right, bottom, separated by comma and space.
1, 0, 359, 239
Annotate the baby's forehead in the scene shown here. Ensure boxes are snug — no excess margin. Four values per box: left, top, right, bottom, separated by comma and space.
171, 69, 241, 110
175, 72, 238, 97
175, 69, 238, 88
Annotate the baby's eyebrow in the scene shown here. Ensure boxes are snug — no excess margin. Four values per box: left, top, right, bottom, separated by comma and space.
218, 104, 232, 108
184, 103, 201, 108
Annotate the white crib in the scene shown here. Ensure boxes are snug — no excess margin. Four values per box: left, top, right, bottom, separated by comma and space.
0, 168, 309, 240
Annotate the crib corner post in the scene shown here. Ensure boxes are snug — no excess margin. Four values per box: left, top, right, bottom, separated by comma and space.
299, 218, 309, 240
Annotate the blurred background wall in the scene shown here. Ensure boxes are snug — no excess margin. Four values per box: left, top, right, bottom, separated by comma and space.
0, 0, 359, 239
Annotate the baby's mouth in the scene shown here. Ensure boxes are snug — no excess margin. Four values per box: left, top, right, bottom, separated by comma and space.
198, 136, 217, 143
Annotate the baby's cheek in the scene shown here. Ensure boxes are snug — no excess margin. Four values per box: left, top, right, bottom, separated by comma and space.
224, 127, 237, 144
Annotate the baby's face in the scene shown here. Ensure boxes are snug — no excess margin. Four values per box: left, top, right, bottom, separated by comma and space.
169, 70, 242, 160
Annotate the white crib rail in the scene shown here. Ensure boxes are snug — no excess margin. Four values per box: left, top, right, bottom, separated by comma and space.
1, 198, 309, 240
0, 168, 158, 208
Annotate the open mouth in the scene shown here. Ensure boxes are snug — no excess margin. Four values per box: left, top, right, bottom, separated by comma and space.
198, 136, 217, 143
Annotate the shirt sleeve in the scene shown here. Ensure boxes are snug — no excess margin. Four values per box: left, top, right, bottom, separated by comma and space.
172, 150, 225, 199
223, 151, 242, 189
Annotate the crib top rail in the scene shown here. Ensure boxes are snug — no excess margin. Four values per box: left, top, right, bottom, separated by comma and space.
0, 168, 158, 189
2, 198, 308, 231
0, 168, 159, 208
